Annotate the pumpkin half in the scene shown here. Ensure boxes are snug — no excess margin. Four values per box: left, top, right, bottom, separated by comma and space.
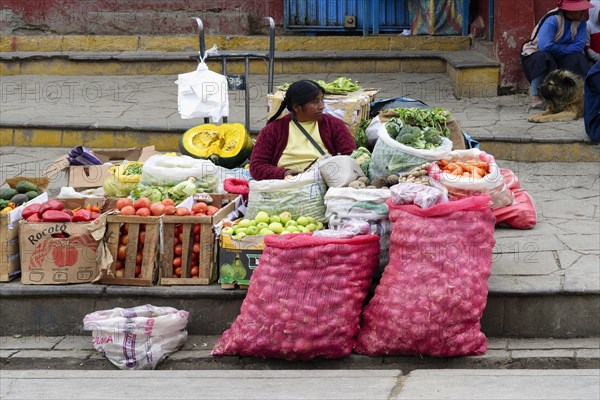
179, 123, 253, 169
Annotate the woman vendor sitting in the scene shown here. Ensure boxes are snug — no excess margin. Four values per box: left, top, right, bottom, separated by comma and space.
249, 80, 357, 180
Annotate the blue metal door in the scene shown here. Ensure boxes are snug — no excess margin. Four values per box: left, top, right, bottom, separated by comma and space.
284, 0, 409, 33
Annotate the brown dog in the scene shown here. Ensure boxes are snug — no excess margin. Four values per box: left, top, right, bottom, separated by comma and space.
528, 69, 584, 123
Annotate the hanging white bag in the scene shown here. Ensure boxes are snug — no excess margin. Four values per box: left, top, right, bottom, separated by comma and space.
175, 45, 229, 122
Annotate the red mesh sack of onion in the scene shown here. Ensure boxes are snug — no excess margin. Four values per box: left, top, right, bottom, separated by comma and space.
354, 194, 496, 357
212, 233, 380, 361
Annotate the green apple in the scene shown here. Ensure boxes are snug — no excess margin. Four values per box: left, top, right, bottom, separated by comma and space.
286, 225, 299, 233
234, 232, 247, 240
269, 215, 280, 224
255, 211, 270, 224
259, 228, 275, 235
306, 217, 316, 224
256, 222, 269, 230
316, 222, 324, 230
280, 229, 291, 235
299, 226, 310, 233
285, 220, 298, 228
296, 216, 309, 226
306, 223, 317, 232
221, 227, 234, 235
236, 227, 248, 235
268, 222, 284, 234
279, 211, 292, 225
246, 225, 259, 235
238, 219, 253, 228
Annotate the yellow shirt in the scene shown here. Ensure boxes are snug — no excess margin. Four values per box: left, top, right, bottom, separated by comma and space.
277, 120, 326, 171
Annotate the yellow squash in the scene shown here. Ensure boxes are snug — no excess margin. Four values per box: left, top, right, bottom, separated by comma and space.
179, 123, 252, 169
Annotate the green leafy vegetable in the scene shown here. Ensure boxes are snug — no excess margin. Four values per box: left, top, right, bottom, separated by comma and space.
389, 108, 451, 138
123, 163, 143, 176
351, 147, 372, 176
278, 77, 361, 95
355, 118, 371, 148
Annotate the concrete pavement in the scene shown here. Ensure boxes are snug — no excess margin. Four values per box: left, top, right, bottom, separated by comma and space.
0, 72, 593, 144
0, 369, 599, 400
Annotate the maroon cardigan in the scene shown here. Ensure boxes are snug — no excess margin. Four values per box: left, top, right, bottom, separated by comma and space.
249, 114, 357, 180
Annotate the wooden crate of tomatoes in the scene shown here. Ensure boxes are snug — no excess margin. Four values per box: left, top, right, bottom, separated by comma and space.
160, 193, 241, 285
100, 197, 160, 286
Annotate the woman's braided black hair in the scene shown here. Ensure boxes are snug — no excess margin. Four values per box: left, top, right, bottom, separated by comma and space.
267, 80, 325, 124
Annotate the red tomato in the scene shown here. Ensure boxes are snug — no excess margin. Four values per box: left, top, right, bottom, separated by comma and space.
135, 207, 151, 217
134, 197, 152, 210
174, 244, 183, 256
222, 220, 232, 228
136, 252, 143, 264
193, 224, 201, 234
191, 266, 199, 277
192, 202, 208, 214
120, 223, 129, 235
192, 243, 200, 254
116, 198, 133, 210
120, 235, 129, 245
161, 198, 175, 207
120, 206, 136, 216
163, 205, 176, 215
173, 257, 182, 268
206, 205, 219, 216
150, 202, 165, 216
194, 234, 201, 242
174, 267, 182, 277
138, 231, 146, 245
117, 245, 127, 261
173, 237, 180, 245
115, 269, 125, 278
175, 207, 191, 216
135, 264, 142, 277
116, 260, 124, 271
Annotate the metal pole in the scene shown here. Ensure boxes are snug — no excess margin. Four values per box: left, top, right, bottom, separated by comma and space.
267, 17, 275, 94
193, 17, 205, 59
244, 56, 251, 133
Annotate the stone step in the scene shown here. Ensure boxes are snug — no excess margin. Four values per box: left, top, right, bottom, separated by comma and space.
1, 265, 598, 339
1, 335, 598, 371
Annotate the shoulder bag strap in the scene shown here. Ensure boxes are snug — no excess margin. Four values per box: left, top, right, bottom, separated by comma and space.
292, 119, 326, 156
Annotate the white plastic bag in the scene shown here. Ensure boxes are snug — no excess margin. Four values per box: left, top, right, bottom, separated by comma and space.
176, 45, 229, 122
83, 304, 189, 370
365, 116, 384, 147
324, 187, 392, 279
314, 154, 365, 188
369, 124, 452, 179
246, 168, 327, 222
429, 149, 514, 208
140, 153, 224, 190
390, 182, 448, 208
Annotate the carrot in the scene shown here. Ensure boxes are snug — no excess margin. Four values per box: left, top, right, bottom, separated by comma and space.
475, 167, 487, 177
439, 159, 450, 167
457, 162, 475, 172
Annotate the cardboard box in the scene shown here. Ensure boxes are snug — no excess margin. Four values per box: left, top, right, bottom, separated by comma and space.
266, 89, 379, 136
19, 218, 100, 284
0, 192, 48, 282
218, 234, 265, 289
53, 146, 159, 190
16, 197, 112, 285
160, 194, 243, 286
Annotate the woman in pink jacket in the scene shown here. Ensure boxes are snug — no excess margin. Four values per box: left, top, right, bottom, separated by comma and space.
250, 80, 356, 181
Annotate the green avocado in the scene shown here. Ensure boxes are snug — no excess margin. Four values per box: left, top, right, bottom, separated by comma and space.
24, 190, 41, 200
9, 193, 29, 206
16, 181, 40, 194
0, 188, 18, 201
